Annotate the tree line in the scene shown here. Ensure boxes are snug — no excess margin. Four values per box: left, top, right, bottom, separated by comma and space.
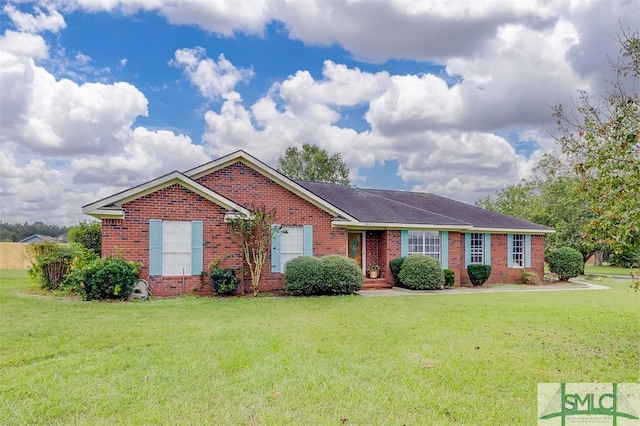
0, 222, 70, 242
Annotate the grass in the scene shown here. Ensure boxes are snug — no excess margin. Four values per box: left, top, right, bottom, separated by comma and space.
584, 264, 637, 276
1, 270, 638, 425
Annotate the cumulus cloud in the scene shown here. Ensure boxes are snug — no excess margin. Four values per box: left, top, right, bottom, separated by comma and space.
171, 47, 254, 99
0, 30, 48, 58
3, 4, 66, 33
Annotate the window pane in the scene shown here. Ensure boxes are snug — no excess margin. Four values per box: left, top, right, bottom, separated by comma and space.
281, 226, 303, 268
512, 234, 524, 267
163, 221, 191, 276
408, 231, 440, 260
470, 233, 484, 264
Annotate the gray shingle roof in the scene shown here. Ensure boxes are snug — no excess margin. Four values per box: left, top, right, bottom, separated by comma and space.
297, 181, 552, 232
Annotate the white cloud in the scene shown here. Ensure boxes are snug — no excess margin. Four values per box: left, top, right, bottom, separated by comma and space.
171, 47, 254, 100
0, 30, 48, 58
3, 5, 66, 33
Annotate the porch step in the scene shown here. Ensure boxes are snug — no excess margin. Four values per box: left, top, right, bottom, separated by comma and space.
361, 278, 392, 290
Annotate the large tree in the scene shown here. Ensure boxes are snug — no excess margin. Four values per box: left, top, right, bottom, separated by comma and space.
477, 154, 595, 260
553, 29, 639, 258
277, 143, 351, 186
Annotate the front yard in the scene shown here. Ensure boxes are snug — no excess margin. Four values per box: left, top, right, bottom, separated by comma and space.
1, 270, 638, 425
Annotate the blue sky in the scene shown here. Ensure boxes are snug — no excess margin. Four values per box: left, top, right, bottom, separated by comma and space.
0, 0, 637, 225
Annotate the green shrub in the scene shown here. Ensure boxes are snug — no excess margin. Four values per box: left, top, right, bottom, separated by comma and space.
546, 247, 584, 281
444, 269, 455, 287
210, 267, 238, 295
520, 270, 538, 285
74, 257, 140, 301
318, 255, 364, 294
67, 221, 102, 256
608, 252, 640, 268
26, 242, 84, 290
397, 255, 445, 290
284, 256, 322, 295
467, 264, 492, 286
389, 257, 405, 286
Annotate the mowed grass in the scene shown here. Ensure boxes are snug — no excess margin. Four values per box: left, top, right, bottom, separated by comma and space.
584, 264, 637, 276
1, 270, 638, 425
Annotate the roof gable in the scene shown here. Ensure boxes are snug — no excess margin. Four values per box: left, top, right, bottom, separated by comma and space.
184, 151, 357, 221
82, 171, 250, 219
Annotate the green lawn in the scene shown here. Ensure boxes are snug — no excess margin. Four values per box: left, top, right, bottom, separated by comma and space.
584, 264, 637, 276
1, 270, 638, 425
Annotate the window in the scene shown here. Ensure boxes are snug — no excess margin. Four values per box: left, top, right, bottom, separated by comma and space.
162, 221, 192, 276
469, 233, 484, 264
280, 226, 303, 268
149, 220, 203, 276
408, 231, 440, 260
271, 225, 313, 273
511, 234, 525, 267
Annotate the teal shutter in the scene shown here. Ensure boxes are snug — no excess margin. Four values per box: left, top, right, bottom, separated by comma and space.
401, 230, 408, 257
464, 233, 471, 267
484, 234, 491, 265
303, 225, 313, 256
525, 234, 532, 268
149, 219, 162, 276
191, 221, 203, 275
271, 224, 281, 273
507, 234, 514, 268
441, 231, 449, 269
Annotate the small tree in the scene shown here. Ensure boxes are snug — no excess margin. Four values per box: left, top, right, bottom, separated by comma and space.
67, 221, 102, 256
227, 205, 278, 296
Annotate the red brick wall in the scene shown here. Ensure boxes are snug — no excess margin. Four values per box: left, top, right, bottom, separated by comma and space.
102, 161, 345, 296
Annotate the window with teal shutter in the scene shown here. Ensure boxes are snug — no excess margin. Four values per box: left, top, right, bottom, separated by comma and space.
401, 230, 408, 257
149, 219, 162, 276
303, 225, 313, 256
191, 221, 203, 274
441, 231, 449, 269
271, 224, 281, 273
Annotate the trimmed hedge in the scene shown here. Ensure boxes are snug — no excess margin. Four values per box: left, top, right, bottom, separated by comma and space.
444, 269, 455, 287
318, 255, 364, 295
397, 255, 445, 290
389, 257, 405, 286
284, 255, 363, 295
210, 267, 238, 295
546, 247, 583, 281
284, 256, 322, 295
73, 257, 140, 301
467, 264, 491, 286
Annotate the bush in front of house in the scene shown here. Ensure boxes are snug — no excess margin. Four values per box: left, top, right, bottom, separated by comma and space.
27, 242, 88, 290
210, 267, 238, 295
318, 255, 364, 295
467, 264, 492, 286
444, 269, 455, 287
284, 256, 323, 295
389, 256, 405, 286
546, 247, 584, 281
398, 255, 445, 290
72, 256, 140, 301
285, 255, 363, 295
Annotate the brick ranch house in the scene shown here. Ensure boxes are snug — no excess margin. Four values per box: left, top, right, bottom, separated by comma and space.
83, 150, 554, 296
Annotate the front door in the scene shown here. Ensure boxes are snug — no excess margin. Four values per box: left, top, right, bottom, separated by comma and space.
347, 232, 363, 271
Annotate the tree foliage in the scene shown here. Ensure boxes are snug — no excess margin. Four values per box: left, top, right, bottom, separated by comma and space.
0, 221, 68, 242
226, 205, 278, 296
477, 154, 595, 260
67, 221, 101, 256
277, 143, 351, 186
553, 29, 639, 257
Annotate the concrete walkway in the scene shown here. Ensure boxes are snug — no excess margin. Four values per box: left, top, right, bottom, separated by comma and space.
357, 279, 609, 297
